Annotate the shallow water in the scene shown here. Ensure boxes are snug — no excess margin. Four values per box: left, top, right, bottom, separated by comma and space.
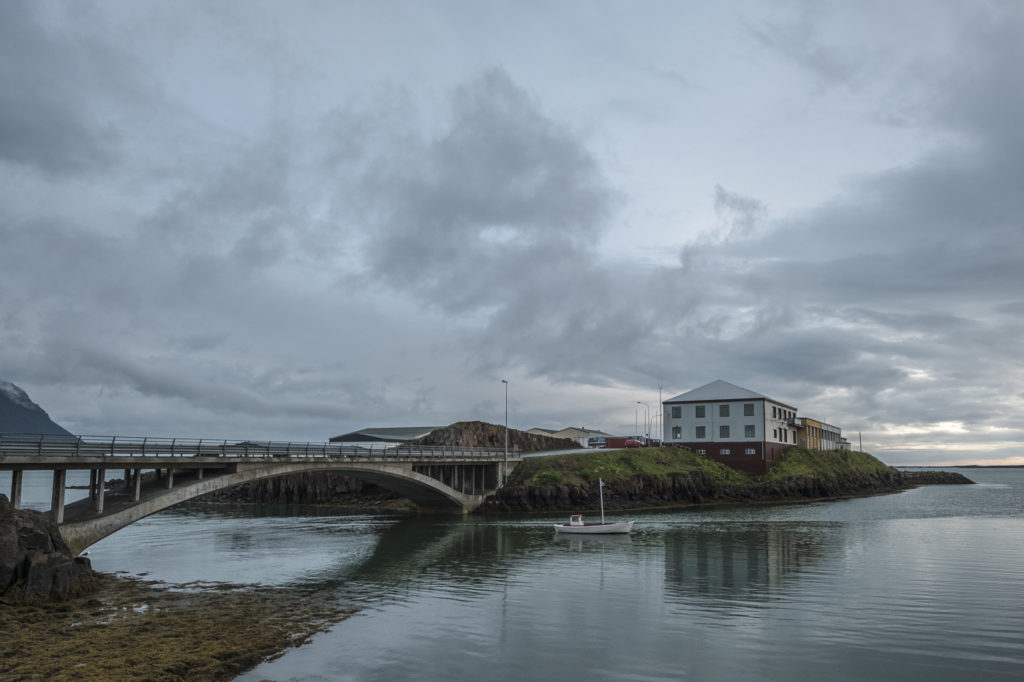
4, 467, 1023, 681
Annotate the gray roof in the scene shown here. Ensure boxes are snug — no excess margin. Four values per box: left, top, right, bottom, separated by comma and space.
329, 426, 442, 443
665, 379, 795, 409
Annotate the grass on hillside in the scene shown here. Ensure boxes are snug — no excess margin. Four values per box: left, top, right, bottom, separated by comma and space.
510, 446, 893, 489
509, 446, 749, 488
764, 447, 894, 482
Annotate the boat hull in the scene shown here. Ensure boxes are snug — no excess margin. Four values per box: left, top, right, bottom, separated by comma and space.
553, 521, 634, 534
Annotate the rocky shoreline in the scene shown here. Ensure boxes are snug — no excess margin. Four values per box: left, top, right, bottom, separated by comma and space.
0, 572, 353, 681
481, 465, 913, 513
0, 496, 353, 680
900, 470, 976, 485
1, 494, 93, 601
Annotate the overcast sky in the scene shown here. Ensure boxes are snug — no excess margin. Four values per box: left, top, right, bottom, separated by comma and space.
2, 1, 1022, 465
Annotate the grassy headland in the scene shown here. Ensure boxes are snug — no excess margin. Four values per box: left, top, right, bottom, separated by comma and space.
482, 446, 908, 512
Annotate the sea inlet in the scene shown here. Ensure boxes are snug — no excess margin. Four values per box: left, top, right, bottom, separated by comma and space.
5, 466, 1023, 681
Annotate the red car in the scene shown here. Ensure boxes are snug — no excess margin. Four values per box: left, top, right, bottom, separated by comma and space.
624, 438, 644, 448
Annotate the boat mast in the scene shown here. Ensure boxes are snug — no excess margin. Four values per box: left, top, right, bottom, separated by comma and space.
599, 478, 605, 524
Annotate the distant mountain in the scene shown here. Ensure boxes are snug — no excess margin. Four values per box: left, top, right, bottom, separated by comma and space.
0, 381, 73, 436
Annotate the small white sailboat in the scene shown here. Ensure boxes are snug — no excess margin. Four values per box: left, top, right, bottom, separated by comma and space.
553, 478, 635, 534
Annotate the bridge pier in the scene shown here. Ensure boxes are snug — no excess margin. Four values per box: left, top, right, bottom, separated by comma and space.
90, 468, 106, 513
165, 468, 175, 489
9, 469, 22, 509
50, 469, 66, 523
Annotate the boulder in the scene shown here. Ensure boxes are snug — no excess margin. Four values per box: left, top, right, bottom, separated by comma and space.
0, 494, 93, 600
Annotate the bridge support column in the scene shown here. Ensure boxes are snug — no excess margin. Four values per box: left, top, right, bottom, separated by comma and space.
124, 468, 132, 491
195, 468, 204, 480
10, 470, 23, 509
165, 468, 175, 489
50, 469, 66, 523
132, 468, 142, 502
94, 468, 106, 513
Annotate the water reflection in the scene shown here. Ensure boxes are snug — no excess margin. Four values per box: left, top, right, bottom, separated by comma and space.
556, 534, 633, 553
662, 523, 830, 602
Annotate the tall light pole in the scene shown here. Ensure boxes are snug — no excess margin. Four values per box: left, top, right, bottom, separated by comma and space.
637, 401, 649, 441
502, 379, 509, 484
658, 385, 663, 443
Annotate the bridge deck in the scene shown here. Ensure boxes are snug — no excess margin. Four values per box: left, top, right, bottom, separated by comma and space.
0, 434, 520, 462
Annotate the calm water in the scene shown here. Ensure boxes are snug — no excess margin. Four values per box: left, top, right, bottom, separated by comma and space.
4, 467, 1023, 681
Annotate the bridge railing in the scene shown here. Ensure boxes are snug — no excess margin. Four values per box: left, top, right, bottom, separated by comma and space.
0, 433, 521, 461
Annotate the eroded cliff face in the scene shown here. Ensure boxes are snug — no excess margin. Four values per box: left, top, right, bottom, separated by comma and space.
481, 468, 909, 513
204, 473, 403, 506
0, 494, 93, 600
416, 421, 580, 453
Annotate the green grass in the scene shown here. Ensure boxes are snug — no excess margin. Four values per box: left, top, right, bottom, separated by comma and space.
510, 446, 893, 490
764, 447, 894, 482
509, 446, 749, 488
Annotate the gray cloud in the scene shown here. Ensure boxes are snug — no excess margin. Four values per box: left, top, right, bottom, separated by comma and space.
1, 1, 1022, 463
0, 2, 134, 175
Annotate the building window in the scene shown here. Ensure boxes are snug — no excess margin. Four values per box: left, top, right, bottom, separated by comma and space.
695, 405, 705, 418
719, 404, 730, 418
720, 425, 730, 438
695, 426, 706, 439
773, 428, 778, 440
745, 448, 756, 455
720, 448, 731, 455
744, 403, 754, 416
671, 406, 681, 419
696, 449, 706, 455
772, 406, 777, 418
672, 426, 681, 439
745, 425, 755, 438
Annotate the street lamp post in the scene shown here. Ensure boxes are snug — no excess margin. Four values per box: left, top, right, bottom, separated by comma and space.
501, 379, 509, 484
637, 401, 649, 441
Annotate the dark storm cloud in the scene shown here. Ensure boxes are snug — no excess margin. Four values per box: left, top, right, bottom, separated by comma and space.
0, 2, 127, 175
355, 69, 615, 313
2, 1, 1022, 461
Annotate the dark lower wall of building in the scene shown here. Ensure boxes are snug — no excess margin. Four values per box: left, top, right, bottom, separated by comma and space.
677, 441, 792, 475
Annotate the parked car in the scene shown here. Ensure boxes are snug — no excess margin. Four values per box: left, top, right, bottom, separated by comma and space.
624, 438, 644, 448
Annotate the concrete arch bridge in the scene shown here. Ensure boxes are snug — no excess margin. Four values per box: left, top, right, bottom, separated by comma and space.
0, 435, 521, 555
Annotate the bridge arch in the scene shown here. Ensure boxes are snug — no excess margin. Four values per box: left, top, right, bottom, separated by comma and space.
57, 460, 501, 555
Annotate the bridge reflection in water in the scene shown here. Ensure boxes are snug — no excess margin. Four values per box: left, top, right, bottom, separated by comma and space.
0, 434, 520, 555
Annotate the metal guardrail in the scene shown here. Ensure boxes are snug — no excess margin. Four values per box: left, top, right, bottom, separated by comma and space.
0, 433, 521, 460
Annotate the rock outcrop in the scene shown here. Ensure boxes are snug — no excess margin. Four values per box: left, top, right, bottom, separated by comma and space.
0, 494, 93, 600
481, 467, 909, 513
900, 470, 975, 485
415, 421, 581, 453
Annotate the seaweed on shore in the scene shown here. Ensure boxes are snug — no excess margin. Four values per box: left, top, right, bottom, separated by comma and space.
0, 572, 354, 681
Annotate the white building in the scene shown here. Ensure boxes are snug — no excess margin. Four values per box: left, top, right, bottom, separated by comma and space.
662, 380, 799, 474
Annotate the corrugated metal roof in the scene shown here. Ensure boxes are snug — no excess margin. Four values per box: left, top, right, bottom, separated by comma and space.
551, 427, 615, 439
665, 379, 794, 409
329, 426, 442, 443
